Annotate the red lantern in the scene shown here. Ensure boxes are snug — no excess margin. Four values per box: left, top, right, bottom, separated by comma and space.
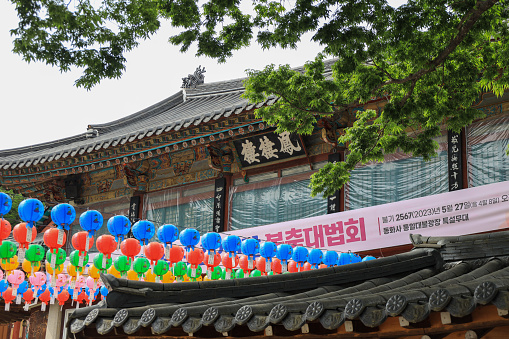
203, 252, 221, 279
239, 255, 251, 274
2, 288, 15, 311
22, 289, 34, 311
319, 264, 327, 269
221, 252, 238, 279
96, 235, 117, 259
0, 219, 12, 244
39, 289, 51, 311
288, 260, 298, 273
302, 262, 312, 271
13, 223, 37, 249
57, 290, 69, 306
255, 257, 267, 274
168, 245, 184, 265
120, 238, 141, 262
44, 228, 66, 250
72, 231, 94, 256
144, 242, 164, 267
271, 258, 282, 274
78, 291, 88, 304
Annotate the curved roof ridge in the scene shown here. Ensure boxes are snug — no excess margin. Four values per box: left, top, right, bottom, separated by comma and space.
0, 133, 89, 157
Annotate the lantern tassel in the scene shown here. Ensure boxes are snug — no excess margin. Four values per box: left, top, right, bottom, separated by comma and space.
165, 244, 170, 261
265, 260, 271, 273
57, 229, 64, 246
207, 268, 212, 280
208, 251, 214, 265
17, 248, 25, 263
41, 303, 46, 312
282, 261, 287, 273
5, 303, 9, 311
16, 294, 21, 304
248, 257, 254, 270
225, 270, 231, 280
50, 252, 57, 270
25, 226, 32, 243
102, 255, 106, 269
50, 295, 55, 305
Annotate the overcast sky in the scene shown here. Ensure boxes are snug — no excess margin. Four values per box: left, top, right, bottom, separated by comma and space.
0, 1, 327, 151
1, 1, 406, 151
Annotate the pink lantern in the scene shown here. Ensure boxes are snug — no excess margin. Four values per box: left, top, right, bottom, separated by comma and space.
0, 269, 4, 280
56, 274, 68, 288
7, 270, 25, 297
29, 271, 47, 289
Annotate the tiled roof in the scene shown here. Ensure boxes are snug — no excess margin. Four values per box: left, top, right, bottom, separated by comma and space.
67, 231, 509, 338
0, 60, 335, 170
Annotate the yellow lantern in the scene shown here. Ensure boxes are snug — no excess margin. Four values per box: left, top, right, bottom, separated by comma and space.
126, 269, 138, 280
195, 275, 203, 282
1, 255, 18, 273
88, 265, 100, 280
22, 259, 40, 276
144, 270, 156, 283
161, 271, 175, 283
183, 275, 190, 282
108, 265, 122, 279
46, 262, 63, 275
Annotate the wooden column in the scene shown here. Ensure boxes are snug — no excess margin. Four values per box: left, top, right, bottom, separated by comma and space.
44, 304, 62, 339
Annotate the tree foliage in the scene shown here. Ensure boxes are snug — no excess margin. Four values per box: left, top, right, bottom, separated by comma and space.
8, 0, 509, 197
0, 188, 23, 226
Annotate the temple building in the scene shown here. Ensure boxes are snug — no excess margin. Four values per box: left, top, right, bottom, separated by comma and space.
0, 60, 508, 339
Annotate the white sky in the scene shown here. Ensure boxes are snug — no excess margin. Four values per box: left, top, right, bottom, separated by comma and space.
0, 1, 406, 151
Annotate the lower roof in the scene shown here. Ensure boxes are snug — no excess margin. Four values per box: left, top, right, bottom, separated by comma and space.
67, 231, 509, 338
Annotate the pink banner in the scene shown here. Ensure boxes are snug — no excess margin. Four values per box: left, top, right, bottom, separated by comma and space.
228, 181, 509, 252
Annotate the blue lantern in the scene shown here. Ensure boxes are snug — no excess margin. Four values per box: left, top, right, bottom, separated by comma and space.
222, 235, 241, 257
107, 215, 131, 242
308, 248, 323, 269
100, 285, 109, 297
18, 198, 44, 243
17, 281, 28, 295
157, 224, 179, 260
362, 255, 376, 262
0, 193, 12, 217
323, 251, 339, 267
50, 204, 76, 231
259, 241, 277, 273
79, 210, 104, 237
276, 244, 293, 273
292, 246, 309, 269
201, 232, 222, 266
132, 220, 155, 246
179, 228, 200, 252
0, 280, 8, 293
241, 238, 259, 270
338, 251, 361, 265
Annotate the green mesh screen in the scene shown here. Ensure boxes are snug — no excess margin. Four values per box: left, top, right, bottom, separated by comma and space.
230, 178, 327, 230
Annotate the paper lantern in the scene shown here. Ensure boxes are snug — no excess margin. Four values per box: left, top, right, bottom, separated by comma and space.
323, 251, 339, 267
239, 255, 250, 274
203, 252, 221, 279
362, 255, 376, 262
25, 244, 44, 263
107, 265, 121, 279
96, 235, 117, 268
1, 255, 18, 274
259, 241, 277, 273
161, 270, 175, 283
29, 271, 47, 290
69, 250, 89, 272
250, 269, 262, 277
153, 260, 169, 281
308, 248, 323, 269
210, 266, 222, 280
0, 280, 7, 293
22, 289, 34, 311
173, 262, 187, 281
221, 252, 239, 280
18, 198, 44, 244
144, 242, 164, 268
46, 248, 66, 266
56, 274, 68, 289
0, 192, 12, 217
255, 257, 267, 274
292, 246, 308, 270
43, 228, 66, 253
7, 270, 25, 297
0, 241, 17, 264
276, 244, 293, 273
201, 232, 221, 266
113, 255, 132, 277
120, 238, 141, 262
22, 259, 40, 276
17, 281, 28, 304
107, 215, 131, 242
13, 223, 37, 262
186, 248, 204, 278
99, 286, 109, 299
132, 220, 155, 246
235, 269, 245, 279
132, 257, 150, 279
2, 288, 15, 311
0, 219, 11, 245
51, 203, 76, 247
57, 290, 70, 306
186, 264, 202, 280
71, 231, 94, 267
338, 252, 361, 265
241, 238, 259, 270
271, 258, 282, 274
287, 260, 298, 273
93, 253, 112, 272
88, 265, 101, 280
79, 210, 103, 236
157, 224, 179, 260
145, 269, 157, 283
45, 262, 63, 275
168, 245, 184, 265
179, 228, 200, 252
126, 269, 138, 280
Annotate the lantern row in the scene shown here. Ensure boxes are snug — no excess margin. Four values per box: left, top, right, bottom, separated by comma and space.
0, 194, 376, 311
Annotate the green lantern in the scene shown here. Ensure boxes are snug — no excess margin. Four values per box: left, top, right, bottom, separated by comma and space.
221, 267, 235, 280
25, 244, 44, 262
173, 261, 187, 281
93, 253, 112, 272
153, 260, 169, 278
69, 250, 89, 271
114, 255, 131, 276
235, 269, 245, 279
250, 269, 262, 277
133, 257, 150, 279
0, 241, 17, 264
210, 266, 222, 280
46, 248, 67, 266
186, 264, 202, 280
